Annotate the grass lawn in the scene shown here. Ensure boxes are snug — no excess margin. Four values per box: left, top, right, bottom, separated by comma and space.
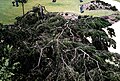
115, 0, 120, 2
0, 0, 119, 24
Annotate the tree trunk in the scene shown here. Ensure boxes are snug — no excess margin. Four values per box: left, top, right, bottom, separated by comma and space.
22, 2, 24, 15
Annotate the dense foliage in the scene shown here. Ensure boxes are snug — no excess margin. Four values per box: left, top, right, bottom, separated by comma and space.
0, 8, 120, 81
88, 0, 118, 11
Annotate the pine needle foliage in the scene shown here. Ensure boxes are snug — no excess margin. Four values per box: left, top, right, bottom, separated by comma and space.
0, 7, 120, 81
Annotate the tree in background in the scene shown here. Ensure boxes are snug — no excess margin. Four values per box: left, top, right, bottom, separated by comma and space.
18, 0, 28, 15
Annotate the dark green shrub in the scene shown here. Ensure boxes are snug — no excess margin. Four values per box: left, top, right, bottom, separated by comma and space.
110, 6, 118, 11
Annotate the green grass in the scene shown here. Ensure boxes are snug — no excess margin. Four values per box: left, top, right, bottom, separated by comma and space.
115, 0, 120, 2
0, 0, 118, 24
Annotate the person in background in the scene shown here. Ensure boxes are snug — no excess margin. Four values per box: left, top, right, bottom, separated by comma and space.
15, 0, 19, 7
52, 0, 56, 2
80, 5, 84, 13
39, 6, 44, 19
12, 0, 15, 6
80, 0, 83, 2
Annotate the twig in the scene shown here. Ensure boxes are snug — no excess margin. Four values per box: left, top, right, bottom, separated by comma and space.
33, 40, 53, 70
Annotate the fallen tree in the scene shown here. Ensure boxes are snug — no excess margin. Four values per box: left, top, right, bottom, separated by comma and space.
0, 6, 120, 81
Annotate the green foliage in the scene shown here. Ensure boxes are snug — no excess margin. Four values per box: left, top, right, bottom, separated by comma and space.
0, 57, 13, 81
0, 45, 20, 81
0, 57, 20, 81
